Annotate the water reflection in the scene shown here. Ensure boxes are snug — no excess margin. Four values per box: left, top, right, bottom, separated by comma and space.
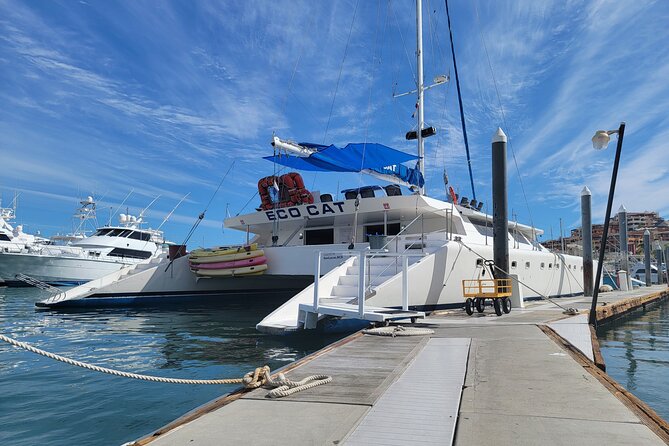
598, 299, 669, 420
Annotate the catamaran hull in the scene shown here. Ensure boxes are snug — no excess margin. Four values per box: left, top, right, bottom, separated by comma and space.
37, 276, 312, 308
35, 245, 353, 308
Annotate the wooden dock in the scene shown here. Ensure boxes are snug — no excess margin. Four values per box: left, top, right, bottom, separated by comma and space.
131, 285, 669, 446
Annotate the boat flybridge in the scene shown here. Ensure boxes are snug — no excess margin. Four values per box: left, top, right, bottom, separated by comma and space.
0, 206, 44, 254
0, 200, 167, 286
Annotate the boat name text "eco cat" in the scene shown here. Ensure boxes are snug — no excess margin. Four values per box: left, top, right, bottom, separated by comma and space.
265, 202, 346, 221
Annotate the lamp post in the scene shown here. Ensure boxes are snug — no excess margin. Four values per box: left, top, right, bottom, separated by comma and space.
588, 122, 626, 327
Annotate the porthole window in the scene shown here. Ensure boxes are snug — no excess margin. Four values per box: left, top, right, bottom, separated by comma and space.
540, 262, 545, 269
511, 261, 517, 268
525, 262, 530, 269
549, 263, 552, 269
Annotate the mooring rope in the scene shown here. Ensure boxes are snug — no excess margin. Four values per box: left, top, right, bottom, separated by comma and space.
362, 326, 434, 337
0, 334, 331, 397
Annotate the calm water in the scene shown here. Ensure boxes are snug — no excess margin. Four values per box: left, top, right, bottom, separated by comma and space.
598, 298, 669, 421
0, 287, 342, 445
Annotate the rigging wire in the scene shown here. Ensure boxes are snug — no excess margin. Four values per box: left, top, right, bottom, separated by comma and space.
164, 161, 235, 272
389, 0, 417, 86
351, 0, 386, 248
472, 0, 536, 235
311, 0, 360, 191
426, 0, 452, 199
322, 0, 360, 144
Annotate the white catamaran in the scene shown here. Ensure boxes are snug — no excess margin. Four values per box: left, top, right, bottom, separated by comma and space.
37, 1, 589, 330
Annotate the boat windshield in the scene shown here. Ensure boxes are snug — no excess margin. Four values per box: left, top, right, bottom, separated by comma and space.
128, 231, 152, 241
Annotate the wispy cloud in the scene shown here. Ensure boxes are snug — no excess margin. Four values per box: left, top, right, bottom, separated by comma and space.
0, 0, 667, 244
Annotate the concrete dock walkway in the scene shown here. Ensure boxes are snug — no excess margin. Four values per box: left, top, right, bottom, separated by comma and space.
132, 285, 669, 446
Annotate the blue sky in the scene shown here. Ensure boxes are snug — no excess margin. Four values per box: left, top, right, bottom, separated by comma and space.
1, 0, 668, 246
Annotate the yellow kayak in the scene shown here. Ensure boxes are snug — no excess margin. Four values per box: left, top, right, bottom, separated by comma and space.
190, 243, 259, 258
189, 249, 265, 264
195, 264, 268, 277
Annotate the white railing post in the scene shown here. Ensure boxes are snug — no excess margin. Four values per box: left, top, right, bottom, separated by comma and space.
402, 254, 409, 310
358, 251, 366, 318
313, 251, 321, 311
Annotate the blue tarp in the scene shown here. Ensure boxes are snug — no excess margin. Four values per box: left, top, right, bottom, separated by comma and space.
264, 142, 424, 187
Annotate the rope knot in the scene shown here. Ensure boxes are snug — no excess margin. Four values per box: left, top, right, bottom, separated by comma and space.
242, 365, 271, 389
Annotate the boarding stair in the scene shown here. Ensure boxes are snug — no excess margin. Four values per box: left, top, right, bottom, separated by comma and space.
296, 249, 428, 329
257, 222, 453, 334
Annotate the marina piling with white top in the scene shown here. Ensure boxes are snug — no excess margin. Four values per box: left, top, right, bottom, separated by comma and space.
655, 243, 664, 284
581, 187, 593, 296
665, 246, 669, 285
491, 128, 509, 279
644, 229, 652, 286
618, 205, 630, 289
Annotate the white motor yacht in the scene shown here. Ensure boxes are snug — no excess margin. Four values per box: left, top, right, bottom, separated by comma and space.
0, 210, 166, 286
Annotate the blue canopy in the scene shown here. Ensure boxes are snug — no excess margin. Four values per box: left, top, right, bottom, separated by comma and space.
264, 142, 424, 187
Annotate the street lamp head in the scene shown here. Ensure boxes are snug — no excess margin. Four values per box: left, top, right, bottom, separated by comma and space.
592, 130, 611, 150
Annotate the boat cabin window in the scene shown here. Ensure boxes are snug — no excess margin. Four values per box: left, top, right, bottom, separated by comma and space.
635, 268, 645, 274
548, 263, 552, 269
540, 262, 545, 269
93, 228, 113, 236
342, 186, 383, 200
511, 261, 517, 268
0, 233, 11, 242
556, 263, 560, 269
108, 247, 152, 259
509, 230, 531, 246
472, 223, 493, 237
525, 262, 530, 269
363, 223, 401, 241
106, 229, 125, 237
304, 228, 334, 245
384, 185, 402, 196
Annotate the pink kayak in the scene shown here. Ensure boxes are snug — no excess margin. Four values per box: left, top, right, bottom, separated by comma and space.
190, 256, 267, 270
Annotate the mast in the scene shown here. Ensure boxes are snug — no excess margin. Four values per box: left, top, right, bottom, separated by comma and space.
415, 0, 425, 195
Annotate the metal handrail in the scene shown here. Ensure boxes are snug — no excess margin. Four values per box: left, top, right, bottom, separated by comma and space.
365, 206, 456, 289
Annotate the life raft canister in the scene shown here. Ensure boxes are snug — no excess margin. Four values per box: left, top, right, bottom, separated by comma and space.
258, 175, 279, 210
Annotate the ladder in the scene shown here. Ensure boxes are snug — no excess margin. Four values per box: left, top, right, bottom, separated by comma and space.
14, 273, 64, 296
